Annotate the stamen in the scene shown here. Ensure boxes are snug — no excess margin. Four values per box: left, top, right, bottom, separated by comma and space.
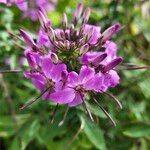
19, 87, 50, 110
93, 98, 116, 126
116, 66, 150, 71
58, 107, 69, 126
81, 96, 94, 122
0, 70, 23, 74
104, 92, 122, 109
49, 103, 59, 124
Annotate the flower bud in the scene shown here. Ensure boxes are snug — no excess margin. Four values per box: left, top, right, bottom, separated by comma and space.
80, 44, 89, 55
38, 7, 51, 29
48, 27, 55, 42
82, 7, 91, 24
101, 23, 121, 42
50, 53, 58, 64
103, 57, 123, 72
61, 70, 68, 81
19, 29, 35, 48
92, 53, 107, 66
73, 3, 83, 25
62, 13, 68, 30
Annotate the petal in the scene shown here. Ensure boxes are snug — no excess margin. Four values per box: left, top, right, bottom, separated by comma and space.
41, 55, 53, 78
84, 24, 101, 44
16, 0, 28, 11
68, 71, 79, 87
68, 92, 83, 107
24, 72, 46, 90
50, 63, 67, 82
108, 70, 120, 87
50, 88, 75, 104
25, 50, 39, 69
79, 66, 95, 84
89, 73, 108, 92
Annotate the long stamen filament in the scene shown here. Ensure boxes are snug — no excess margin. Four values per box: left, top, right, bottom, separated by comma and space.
58, 107, 69, 126
116, 66, 150, 71
104, 92, 122, 109
81, 96, 94, 122
0, 70, 23, 74
93, 98, 116, 126
49, 103, 59, 124
19, 87, 50, 110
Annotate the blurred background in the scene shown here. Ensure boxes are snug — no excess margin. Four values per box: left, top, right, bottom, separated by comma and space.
0, 0, 150, 149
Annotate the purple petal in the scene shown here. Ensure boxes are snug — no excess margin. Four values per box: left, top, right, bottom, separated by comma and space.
103, 57, 123, 72
84, 24, 101, 44
24, 72, 46, 90
79, 66, 95, 84
50, 88, 75, 104
68, 92, 83, 107
50, 63, 67, 82
0, 0, 6, 4
20, 29, 35, 48
16, 0, 27, 11
25, 50, 40, 69
106, 70, 120, 87
68, 71, 79, 87
85, 73, 107, 92
102, 23, 121, 42
92, 53, 107, 66
41, 56, 53, 78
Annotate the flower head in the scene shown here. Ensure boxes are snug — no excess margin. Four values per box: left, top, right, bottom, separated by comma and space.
19, 3, 123, 125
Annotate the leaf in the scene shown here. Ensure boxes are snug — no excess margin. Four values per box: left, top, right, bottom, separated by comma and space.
79, 113, 106, 150
19, 119, 40, 150
123, 123, 150, 138
9, 138, 20, 150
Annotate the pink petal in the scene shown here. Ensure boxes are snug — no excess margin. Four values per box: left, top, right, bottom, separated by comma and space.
41, 56, 53, 78
79, 66, 95, 84
50, 63, 67, 82
68, 92, 83, 107
68, 71, 79, 87
50, 88, 75, 104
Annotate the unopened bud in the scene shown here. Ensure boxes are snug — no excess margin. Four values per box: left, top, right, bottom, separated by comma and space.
61, 70, 68, 81
48, 27, 55, 42
80, 44, 89, 55
50, 53, 58, 64
38, 7, 51, 29
92, 53, 107, 66
73, 3, 83, 25
62, 13, 68, 30
102, 23, 121, 42
64, 40, 70, 50
82, 8, 91, 24
103, 57, 123, 72
19, 29, 35, 48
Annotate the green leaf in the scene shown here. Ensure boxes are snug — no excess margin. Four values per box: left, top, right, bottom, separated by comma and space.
123, 123, 150, 138
9, 138, 20, 150
19, 119, 40, 150
79, 113, 106, 150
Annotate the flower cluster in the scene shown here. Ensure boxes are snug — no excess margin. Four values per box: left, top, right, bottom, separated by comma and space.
20, 3, 123, 112
0, 0, 57, 21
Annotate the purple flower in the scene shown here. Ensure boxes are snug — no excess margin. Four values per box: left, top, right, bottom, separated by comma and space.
50, 66, 97, 106
17, 0, 57, 21
1, 0, 57, 21
18, 3, 124, 125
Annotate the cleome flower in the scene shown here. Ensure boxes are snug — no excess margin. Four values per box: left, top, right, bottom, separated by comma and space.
1, 2, 149, 125
0, 0, 57, 21
15, 3, 125, 125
